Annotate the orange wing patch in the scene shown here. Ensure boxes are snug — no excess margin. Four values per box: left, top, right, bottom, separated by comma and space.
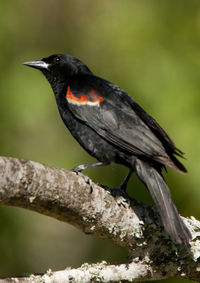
66, 86, 104, 106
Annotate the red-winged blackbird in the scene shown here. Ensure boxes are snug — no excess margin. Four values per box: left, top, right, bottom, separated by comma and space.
24, 54, 191, 245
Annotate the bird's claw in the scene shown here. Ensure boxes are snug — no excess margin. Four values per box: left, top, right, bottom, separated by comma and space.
109, 187, 130, 208
71, 169, 94, 193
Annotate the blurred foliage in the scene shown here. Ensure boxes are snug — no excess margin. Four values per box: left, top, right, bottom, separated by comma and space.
0, 0, 200, 282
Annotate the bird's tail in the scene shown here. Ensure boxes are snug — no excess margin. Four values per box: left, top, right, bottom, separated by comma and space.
134, 159, 192, 245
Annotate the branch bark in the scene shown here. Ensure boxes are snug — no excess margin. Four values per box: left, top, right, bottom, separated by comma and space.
0, 156, 199, 282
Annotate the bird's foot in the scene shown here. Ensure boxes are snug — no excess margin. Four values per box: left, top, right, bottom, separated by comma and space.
71, 168, 93, 193
109, 186, 130, 208
117, 187, 130, 199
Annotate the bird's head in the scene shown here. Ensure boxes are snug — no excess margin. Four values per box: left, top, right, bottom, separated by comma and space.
24, 54, 92, 85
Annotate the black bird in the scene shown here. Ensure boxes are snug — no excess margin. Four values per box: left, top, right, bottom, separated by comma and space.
24, 54, 191, 245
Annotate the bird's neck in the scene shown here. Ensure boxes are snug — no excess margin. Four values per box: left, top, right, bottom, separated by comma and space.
50, 81, 68, 111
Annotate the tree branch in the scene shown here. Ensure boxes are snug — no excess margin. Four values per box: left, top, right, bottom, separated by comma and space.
0, 156, 199, 282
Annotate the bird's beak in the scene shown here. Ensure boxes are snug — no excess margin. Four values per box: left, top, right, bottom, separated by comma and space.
23, 60, 49, 70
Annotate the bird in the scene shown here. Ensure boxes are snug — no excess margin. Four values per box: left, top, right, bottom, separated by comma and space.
24, 54, 192, 245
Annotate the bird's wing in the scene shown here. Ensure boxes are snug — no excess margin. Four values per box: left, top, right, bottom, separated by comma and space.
105, 80, 183, 155
64, 75, 186, 171
64, 76, 171, 160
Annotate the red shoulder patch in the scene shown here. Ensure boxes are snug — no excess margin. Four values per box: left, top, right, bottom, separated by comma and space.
66, 86, 104, 106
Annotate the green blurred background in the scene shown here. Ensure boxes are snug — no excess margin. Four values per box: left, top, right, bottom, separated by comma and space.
0, 0, 200, 282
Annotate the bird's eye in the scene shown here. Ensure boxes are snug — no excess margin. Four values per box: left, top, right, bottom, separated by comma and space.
54, 57, 60, 63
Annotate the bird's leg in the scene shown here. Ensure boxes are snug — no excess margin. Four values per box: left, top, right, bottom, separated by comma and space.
110, 169, 133, 207
118, 169, 133, 192
71, 162, 108, 192
71, 162, 106, 172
